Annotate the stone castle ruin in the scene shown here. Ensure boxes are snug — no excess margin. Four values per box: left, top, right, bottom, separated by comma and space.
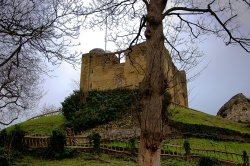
80, 43, 188, 107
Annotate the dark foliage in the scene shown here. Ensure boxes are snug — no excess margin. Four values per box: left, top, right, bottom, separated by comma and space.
0, 126, 26, 165
242, 150, 249, 166
61, 90, 83, 122
0, 147, 12, 166
44, 129, 67, 159
183, 139, 191, 155
61, 148, 77, 158
198, 156, 222, 166
62, 89, 139, 131
0, 129, 7, 147
88, 132, 101, 154
8, 125, 26, 152
50, 129, 66, 153
127, 138, 137, 155
171, 121, 250, 141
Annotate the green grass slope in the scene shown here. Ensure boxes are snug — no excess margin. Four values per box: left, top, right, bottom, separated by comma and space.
6, 115, 65, 135
170, 107, 250, 134
6, 107, 250, 137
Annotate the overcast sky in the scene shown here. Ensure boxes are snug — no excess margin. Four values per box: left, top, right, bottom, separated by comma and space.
36, 27, 250, 117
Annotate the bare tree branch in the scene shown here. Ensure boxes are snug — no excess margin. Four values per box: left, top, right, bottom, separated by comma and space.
0, 117, 18, 126
0, 0, 83, 125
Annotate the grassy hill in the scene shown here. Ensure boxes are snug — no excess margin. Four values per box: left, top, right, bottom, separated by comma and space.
170, 107, 250, 134
4, 106, 250, 165
6, 115, 65, 135
5, 107, 250, 138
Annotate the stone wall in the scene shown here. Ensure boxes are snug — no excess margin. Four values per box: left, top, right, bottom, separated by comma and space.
80, 43, 188, 107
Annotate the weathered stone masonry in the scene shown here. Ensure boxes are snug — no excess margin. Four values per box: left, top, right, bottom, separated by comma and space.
80, 43, 188, 107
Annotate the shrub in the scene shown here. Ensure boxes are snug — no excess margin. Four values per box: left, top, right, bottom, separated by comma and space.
62, 89, 139, 131
0, 127, 25, 165
198, 156, 222, 166
242, 150, 249, 166
61, 90, 83, 122
61, 148, 77, 158
88, 132, 101, 154
0, 147, 12, 166
183, 139, 191, 155
127, 138, 137, 155
44, 129, 66, 159
0, 129, 7, 147
8, 125, 26, 152
50, 129, 66, 153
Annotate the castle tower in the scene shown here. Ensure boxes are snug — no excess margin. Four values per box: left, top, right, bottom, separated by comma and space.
80, 43, 188, 107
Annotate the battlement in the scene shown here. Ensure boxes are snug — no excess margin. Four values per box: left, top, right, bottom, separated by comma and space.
80, 43, 188, 107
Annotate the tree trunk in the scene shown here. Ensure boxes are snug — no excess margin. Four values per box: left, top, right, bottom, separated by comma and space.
138, 1, 167, 166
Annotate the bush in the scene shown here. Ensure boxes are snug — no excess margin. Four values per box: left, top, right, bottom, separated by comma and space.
62, 89, 139, 131
198, 156, 221, 166
0, 127, 26, 165
61, 90, 83, 122
0, 129, 7, 147
0, 147, 12, 166
50, 129, 66, 153
127, 138, 137, 155
61, 148, 77, 158
88, 132, 101, 154
44, 129, 66, 159
183, 139, 191, 155
8, 125, 26, 152
242, 150, 249, 166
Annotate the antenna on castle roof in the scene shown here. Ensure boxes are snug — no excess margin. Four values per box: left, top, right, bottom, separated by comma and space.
104, 16, 108, 52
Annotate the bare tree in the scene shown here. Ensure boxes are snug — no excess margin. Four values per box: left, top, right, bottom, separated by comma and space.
74, 0, 250, 165
77, 0, 250, 165
0, 0, 82, 125
0, 54, 42, 125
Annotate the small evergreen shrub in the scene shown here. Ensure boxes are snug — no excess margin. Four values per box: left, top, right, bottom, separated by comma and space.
8, 125, 26, 152
61, 90, 83, 122
60, 148, 77, 158
127, 138, 137, 155
88, 132, 101, 154
44, 129, 66, 159
183, 139, 191, 155
198, 156, 221, 166
50, 129, 66, 153
0, 127, 25, 165
0, 147, 20, 166
0, 147, 12, 166
0, 129, 7, 147
242, 150, 249, 166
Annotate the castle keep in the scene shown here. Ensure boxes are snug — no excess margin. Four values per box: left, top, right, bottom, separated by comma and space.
80, 43, 188, 107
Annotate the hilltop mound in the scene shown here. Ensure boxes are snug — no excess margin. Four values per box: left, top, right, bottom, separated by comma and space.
6, 106, 250, 142
217, 93, 250, 123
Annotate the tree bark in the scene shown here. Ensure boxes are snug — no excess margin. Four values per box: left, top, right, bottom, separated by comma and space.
138, 1, 167, 166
